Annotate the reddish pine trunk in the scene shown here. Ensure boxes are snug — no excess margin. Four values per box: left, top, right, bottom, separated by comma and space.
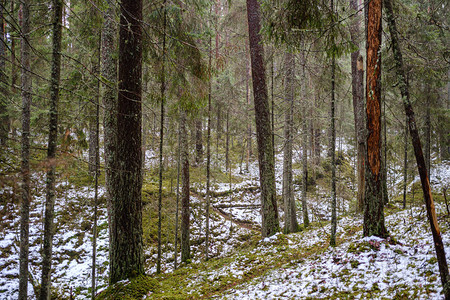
363, 0, 387, 238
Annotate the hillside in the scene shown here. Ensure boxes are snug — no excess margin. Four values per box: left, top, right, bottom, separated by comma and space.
1, 148, 449, 299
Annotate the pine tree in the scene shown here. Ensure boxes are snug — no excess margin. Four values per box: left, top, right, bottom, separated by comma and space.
246, 0, 279, 237
110, 0, 144, 284
363, 0, 387, 238
19, 0, 32, 298
40, 0, 63, 298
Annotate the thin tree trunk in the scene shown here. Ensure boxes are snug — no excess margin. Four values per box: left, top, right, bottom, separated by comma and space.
363, 0, 387, 238
19, 0, 32, 298
246, 0, 279, 237
91, 54, 100, 299
301, 52, 309, 228
10, 0, 17, 94
157, 0, 167, 274
246, 45, 251, 170
330, 53, 337, 246
225, 108, 229, 170
110, 0, 144, 284
271, 52, 275, 156
205, 21, 212, 259
350, 0, 365, 213
180, 109, 191, 263
40, 1, 63, 298
0, 0, 8, 146
382, 95, 389, 205
425, 85, 431, 173
403, 114, 408, 209
195, 119, 203, 165
384, 0, 449, 295
174, 117, 181, 269
282, 52, 298, 233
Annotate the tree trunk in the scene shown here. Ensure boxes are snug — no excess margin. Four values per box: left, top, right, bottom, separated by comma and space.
425, 85, 431, 173
381, 95, 389, 205
225, 108, 230, 170
110, 0, 144, 284
195, 119, 203, 165
19, 1, 32, 298
350, 0, 365, 213
157, 0, 167, 274
101, 0, 117, 259
0, 0, 8, 146
180, 109, 191, 263
205, 21, 212, 259
282, 52, 298, 233
246, 45, 252, 170
384, 0, 450, 295
246, 0, 279, 237
403, 115, 408, 209
91, 50, 100, 299
88, 107, 98, 175
301, 52, 310, 228
10, 0, 17, 94
174, 117, 181, 269
363, 0, 387, 238
330, 53, 337, 246
39, 1, 63, 298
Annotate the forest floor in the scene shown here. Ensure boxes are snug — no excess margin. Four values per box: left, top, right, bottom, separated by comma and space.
0, 148, 449, 299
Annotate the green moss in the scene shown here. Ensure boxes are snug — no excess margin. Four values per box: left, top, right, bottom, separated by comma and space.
97, 275, 159, 300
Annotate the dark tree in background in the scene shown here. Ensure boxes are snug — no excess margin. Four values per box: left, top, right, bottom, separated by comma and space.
246, 0, 279, 237
40, 0, 63, 298
110, 0, 144, 284
363, 0, 387, 238
180, 109, 191, 263
19, 0, 32, 298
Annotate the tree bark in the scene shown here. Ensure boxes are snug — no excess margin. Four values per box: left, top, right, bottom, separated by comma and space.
110, 0, 144, 284
282, 52, 298, 233
157, 0, 167, 274
19, 1, 31, 298
403, 114, 408, 209
0, 0, 8, 146
246, 0, 279, 237
91, 49, 100, 299
40, 1, 63, 298
10, 0, 17, 94
382, 96, 389, 205
101, 0, 117, 260
330, 53, 337, 246
205, 21, 212, 259
174, 117, 181, 269
384, 0, 450, 295
350, 0, 365, 213
425, 84, 431, 173
301, 52, 310, 228
246, 45, 252, 170
180, 109, 191, 263
195, 119, 203, 165
363, 0, 387, 238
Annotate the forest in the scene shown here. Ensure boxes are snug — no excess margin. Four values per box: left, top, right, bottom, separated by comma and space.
0, 0, 449, 299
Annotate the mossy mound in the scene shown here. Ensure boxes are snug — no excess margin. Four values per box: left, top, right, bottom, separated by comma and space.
96, 275, 159, 300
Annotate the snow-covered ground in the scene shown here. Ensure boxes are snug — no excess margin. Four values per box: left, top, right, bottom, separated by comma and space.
1, 146, 449, 299
0, 176, 109, 299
